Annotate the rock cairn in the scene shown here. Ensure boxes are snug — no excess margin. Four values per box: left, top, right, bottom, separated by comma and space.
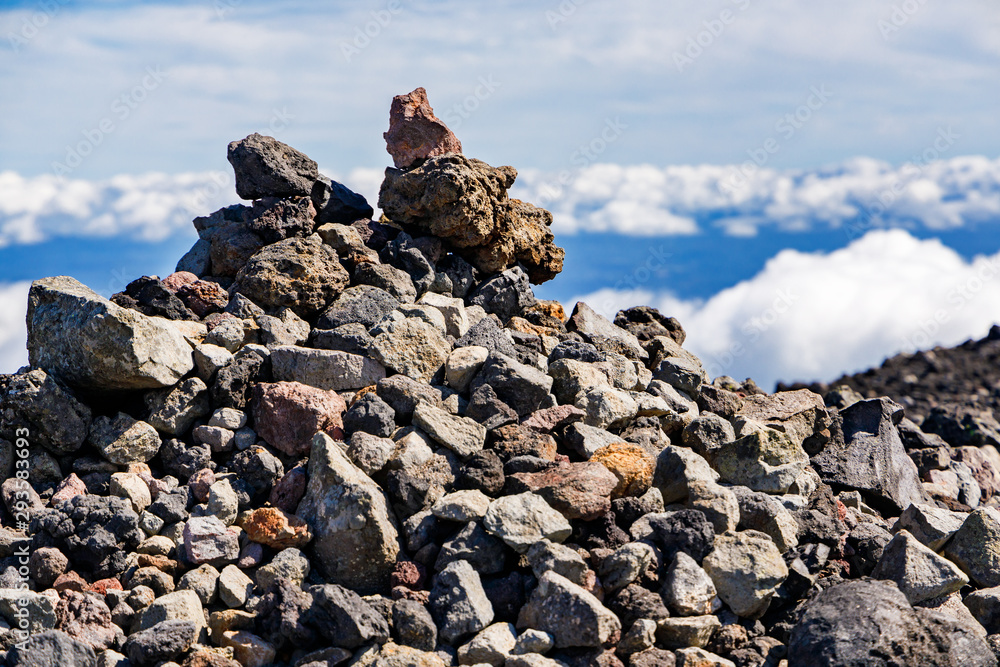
0, 89, 998, 667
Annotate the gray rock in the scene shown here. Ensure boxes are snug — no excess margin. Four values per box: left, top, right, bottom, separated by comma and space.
256, 308, 310, 347
469, 353, 554, 419
318, 285, 400, 330
371, 317, 452, 383
256, 548, 310, 591
0, 368, 91, 455
177, 563, 220, 605
435, 521, 508, 575
227, 132, 319, 199
713, 425, 808, 494
871, 529, 968, 604
354, 261, 418, 303
313, 177, 374, 225
0, 589, 57, 635
377, 374, 445, 421
944, 507, 1000, 587
483, 492, 572, 553
702, 530, 788, 619
88, 412, 162, 464
429, 559, 495, 644
124, 619, 197, 665
456, 315, 517, 358
682, 413, 736, 461
516, 571, 621, 648
527, 539, 590, 587
653, 445, 719, 504
812, 398, 924, 513
468, 266, 537, 321
307, 583, 390, 648
137, 590, 206, 637
145, 377, 211, 435
731, 486, 799, 552
347, 431, 396, 476
296, 432, 402, 594
343, 393, 397, 438
662, 551, 719, 617
576, 386, 638, 430
445, 345, 489, 393
193, 343, 233, 382
656, 615, 721, 649
27, 276, 194, 390
193, 425, 235, 453
431, 490, 491, 522
597, 542, 654, 593
564, 423, 620, 459
311, 323, 374, 356
965, 587, 1000, 634
6, 630, 97, 667
393, 599, 438, 651
567, 301, 645, 361
457, 622, 517, 667
413, 402, 486, 459
176, 237, 212, 276
271, 345, 387, 391
788, 578, 996, 667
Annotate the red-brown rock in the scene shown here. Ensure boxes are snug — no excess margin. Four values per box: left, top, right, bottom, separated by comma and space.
522, 405, 587, 432
384, 87, 462, 168
252, 381, 346, 456
51, 473, 88, 504
177, 279, 230, 317
507, 462, 619, 520
268, 464, 308, 513
162, 271, 199, 292
241, 507, 313, 549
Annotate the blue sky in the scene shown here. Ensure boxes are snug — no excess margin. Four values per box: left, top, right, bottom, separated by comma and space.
1, 0, 999, 389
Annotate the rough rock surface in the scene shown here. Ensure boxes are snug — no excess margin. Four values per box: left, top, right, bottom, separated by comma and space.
383, 87, 463, 169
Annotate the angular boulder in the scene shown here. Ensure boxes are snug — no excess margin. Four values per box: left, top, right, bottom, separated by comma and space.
383, 87, 463, 169
227, 132, 319, 200
26, 276, 194, 390
296, 432, 402, 594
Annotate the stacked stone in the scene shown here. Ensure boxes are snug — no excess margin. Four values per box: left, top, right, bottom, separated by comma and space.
0, 89, 998, 667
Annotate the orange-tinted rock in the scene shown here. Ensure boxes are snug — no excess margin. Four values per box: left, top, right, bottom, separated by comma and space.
384, 87, 462, 169
252, 381, 346, 456
492, 423, 558, 461
242, 507, 313, 549
591, 442, 655, 498
88, 578, 123, 596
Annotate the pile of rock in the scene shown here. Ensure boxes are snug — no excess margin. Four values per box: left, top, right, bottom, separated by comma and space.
1, 89, 999, 667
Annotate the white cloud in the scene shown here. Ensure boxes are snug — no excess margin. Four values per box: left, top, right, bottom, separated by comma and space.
0, 167, 385, 248
571, 229, 1000, 390
0, 282, 29, 374
510, 154, 1000, 237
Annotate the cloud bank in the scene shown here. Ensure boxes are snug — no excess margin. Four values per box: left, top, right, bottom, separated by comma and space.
511, 154, 1000, 237
2, 155, 1000, 247
573, 229, 1000, 390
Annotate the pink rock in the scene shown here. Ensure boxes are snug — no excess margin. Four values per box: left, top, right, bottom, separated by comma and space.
508, 462, 619, 521
162, 271, 199, 292
238, 541, 265, 569
177, 279, 230, 317
953, 446, 1000, 500
252, 381, 346, 456
50, 473, 88, 504
391, 560, 427, 590
184, 516, 240, 565
523, 405, 587, 432
383, 87, 463, 169
189, 468, 217, 503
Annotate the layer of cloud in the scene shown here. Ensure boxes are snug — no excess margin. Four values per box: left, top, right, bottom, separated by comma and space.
0, 167, 383, 247
0, 282, 29, 374
511, 154, 1000, 237
572, 229, 1000, 390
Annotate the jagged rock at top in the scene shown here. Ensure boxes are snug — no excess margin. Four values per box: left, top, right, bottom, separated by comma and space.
26, 276, 194, 391
227, 133, 320, 200
229, 236, 349, 318
383, 87, 463, 169
811, 397, 924, 513
379, 154, 565, 284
